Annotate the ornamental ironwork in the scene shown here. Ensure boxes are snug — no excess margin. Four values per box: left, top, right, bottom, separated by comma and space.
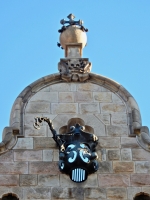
33, 117, 99, 183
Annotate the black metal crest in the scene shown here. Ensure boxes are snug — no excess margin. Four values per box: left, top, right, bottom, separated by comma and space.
34, 117, 99, 183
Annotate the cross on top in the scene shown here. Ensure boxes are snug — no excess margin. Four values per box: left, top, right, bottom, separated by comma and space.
60, 13, 83, 26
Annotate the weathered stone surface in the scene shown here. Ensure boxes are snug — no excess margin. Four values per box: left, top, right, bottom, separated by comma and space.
43, 150, 53, 161
127, 187, 142, 199
82, 174, 98, 188
98, 174, 130, 187
113, 161, 134, 173
14, 150, 42, 161
79, 103, 100, 114
13, 138, 33, 149
24, 125, 47, 137
98, 161, 113, 173
132, 149, 150, 161
121, 148, 132, 161
107, 187, 127, 199
107, 149, 120, 160
59, 92, 74, 102
112, 93, 122, 103
121, 137, 140, 148
50, 83, 70, 91
95, 114, 110, 125
20, 174, 37, 186
0, 162, 28, 174
84, 188, 106, 199
131, 174, 150, 186
101, 103, 126, 113
135, 161, 150, 173
34, 137, 56, 149
142, 186, 150, 194
98, 137, 120, 148
53, 150, 59, 161
24, 187, 50, 199
51, 103, 78, 114
77, 83, 101, 91
30, 92, 58, 102
9, 187, 23, 199
107, 125, 128, 136
52, 187, 75, 199
38, 174, 59, 186
70, 83, 77, 91
75, 92, 93, 102
93, 92, 112, 102
111, 114, 127, 125
0, 175, 19, 186
29, 162, 59, 174
0, 187, 9, 198
26, 102, 50, 113
59, 174, 76, 187
0, 150, 13, 162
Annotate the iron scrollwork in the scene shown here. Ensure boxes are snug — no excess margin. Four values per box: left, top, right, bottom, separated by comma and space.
34, 117, 99, 183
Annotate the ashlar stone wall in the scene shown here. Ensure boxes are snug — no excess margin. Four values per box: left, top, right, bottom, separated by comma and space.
0, 75, 150, 200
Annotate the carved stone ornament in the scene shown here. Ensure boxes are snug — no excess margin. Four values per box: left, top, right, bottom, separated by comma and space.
33, 117, 99, 183
58, 58, 92, 82
135, 126, 150, 151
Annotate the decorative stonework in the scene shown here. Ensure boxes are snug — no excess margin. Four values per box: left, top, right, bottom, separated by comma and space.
58, 58, 91, 82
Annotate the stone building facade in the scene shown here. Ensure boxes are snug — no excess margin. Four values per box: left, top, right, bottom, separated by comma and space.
0, 14, 150, 200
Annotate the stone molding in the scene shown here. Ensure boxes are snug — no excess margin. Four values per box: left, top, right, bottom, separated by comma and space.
0, 72, 144, 153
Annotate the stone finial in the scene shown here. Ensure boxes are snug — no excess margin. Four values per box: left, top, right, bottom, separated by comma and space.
57, 14, 88, 58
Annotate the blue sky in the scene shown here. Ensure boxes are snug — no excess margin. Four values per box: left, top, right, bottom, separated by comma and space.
0, 1, 150, 138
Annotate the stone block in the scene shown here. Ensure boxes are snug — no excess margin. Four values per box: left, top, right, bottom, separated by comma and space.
75, 92, 93, 102
98, 174, 130, 187
14, 150, 42, 161
101, 103, 126, 113
127, 187, 142, 199
30, 91, 58, 102
142, 186, 150, 194
52, 187, 74, 199
77, 83, 101, 91
84, 188, 106, 199
113, 161, 134, 173
59, 174, 77, 187
121, 148, 132, 161
34, 137, 56, 149
107, 149, 120, 160
132, 109, 142, 124
38, 174, 59, 186
23, 187, 50, 199
70, 83, 77, 91
53, 150, 59, 161
24, 125, 47, 137
29, 161, 60, 174
93, 92, 112, 102
43, 150, 53, 161
107, 187, 127, 199
121, 137, 139, 148
107, 125, 128, 136
131, 174, 150, 186
135, 161, 150, 173
51, 103, 78, 114
79, 103, 100, 114
82, 174, 98, 188
0, 175, 19, 186
0, 162, 28, 174
112, 93, 122, 103
132, 149, 150, 160
13, 138, 33, 149
95, 114, 110, 125
59, 92, 74, 102
26, 102, 50, 113
111, 114, 127, 125
98, 161, 113, 173
98, 137, 120, 148
20, 174, 37, 186
0, 150, 13, 162
40, 86, 50, 92
50, 83, 70, 91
